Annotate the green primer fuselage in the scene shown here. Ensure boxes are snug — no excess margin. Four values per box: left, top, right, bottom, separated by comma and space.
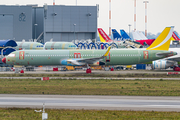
15, 42, 44, 50
6, 49, 175, 66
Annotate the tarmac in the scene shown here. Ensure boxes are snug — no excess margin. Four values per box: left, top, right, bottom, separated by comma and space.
0, 94, 180, 111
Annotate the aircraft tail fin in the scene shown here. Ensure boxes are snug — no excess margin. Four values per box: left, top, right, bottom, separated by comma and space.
112, 29, 122, 40
120, 29, 131, 40
171, 31, 180, 40
131, 31, 142, 40
137, 31, 147, 39
98, 28, 112, 43
146, 26, 174, 51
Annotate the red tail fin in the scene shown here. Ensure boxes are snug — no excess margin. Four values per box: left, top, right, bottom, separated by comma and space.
98, 28, 113, 42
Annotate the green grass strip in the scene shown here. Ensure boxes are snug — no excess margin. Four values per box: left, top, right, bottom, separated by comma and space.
0, 108, 180, 120
1, 79, 180, 96
0, 73, 180, 78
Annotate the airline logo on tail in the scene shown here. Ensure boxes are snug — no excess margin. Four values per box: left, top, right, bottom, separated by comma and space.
112, 29, 122, 40
146, 26, 174, 51
120, 29, 131, 40
98, 28, 113, 42
171, 31, 180, 40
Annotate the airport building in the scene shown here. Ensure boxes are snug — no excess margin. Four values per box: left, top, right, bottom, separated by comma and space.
0, 4, 98, 43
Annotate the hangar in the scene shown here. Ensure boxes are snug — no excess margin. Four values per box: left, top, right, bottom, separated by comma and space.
0, 4, 98, 43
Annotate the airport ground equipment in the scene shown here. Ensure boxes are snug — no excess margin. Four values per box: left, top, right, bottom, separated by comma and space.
26, 66, 34, 71
173, 66, 180, 71
34, 103, 48, 120
136, 64, 146, 70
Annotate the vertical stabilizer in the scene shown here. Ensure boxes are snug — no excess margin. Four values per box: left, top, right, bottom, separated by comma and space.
146, 26, 174, 51
120, 29, 131, 40
132, 31, 142, 40
112, 29, 122, 40
171, 31, 180, 40
98, 28, 113, 42
137, 31, 147, 39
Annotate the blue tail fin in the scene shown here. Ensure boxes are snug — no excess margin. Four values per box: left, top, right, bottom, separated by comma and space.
112, 29, 122, 40
120, 29, 131, 40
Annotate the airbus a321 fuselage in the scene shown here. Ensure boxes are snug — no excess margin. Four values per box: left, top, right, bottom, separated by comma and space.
2, 26, 177, 67
2, 49, 176, 66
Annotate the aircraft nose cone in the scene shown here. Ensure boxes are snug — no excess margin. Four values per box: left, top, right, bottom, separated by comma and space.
2, 57, 6, 64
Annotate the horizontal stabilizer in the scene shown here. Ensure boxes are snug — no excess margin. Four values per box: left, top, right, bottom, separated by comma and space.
156, 52, 177, 57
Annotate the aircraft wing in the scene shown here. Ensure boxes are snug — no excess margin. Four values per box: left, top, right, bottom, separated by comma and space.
166, 57, 180, 62
66, 46, 111, 66
163, 55, 180, 62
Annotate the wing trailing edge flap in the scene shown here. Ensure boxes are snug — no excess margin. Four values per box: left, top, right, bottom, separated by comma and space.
67, 46, 111, 66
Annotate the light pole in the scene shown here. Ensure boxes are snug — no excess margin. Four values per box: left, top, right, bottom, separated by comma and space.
128, 24, 131, 37
143, 1, 149, 37
34, 24, 38, 41
73, 24, 76, 43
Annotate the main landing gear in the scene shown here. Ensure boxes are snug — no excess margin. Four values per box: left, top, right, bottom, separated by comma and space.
86, 68, 91, 73
86, 64, 91, 74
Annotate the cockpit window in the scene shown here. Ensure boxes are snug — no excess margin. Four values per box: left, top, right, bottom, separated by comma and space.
8, 53, 15, 57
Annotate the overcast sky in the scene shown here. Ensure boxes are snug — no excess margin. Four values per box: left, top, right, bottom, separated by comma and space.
1, 0, 180, 35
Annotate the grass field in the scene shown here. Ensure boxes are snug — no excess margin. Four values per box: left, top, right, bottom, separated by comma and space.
0, 73, 180, 78
1, 79, 180, 96
0, 108, 180, 120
